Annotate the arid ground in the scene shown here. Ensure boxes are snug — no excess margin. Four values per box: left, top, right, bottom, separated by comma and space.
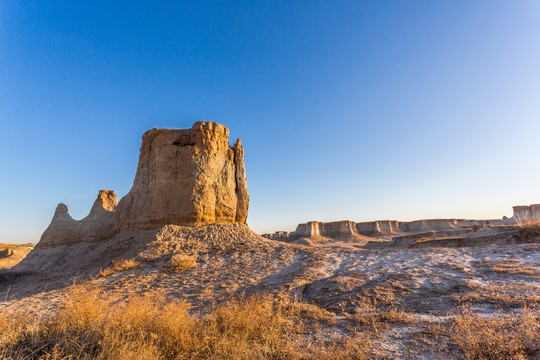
0, 224, 538, 359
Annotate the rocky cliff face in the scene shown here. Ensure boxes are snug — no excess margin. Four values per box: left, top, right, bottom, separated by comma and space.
292, 220, 378, 243
113, 122, 249, 232
35, 122, 249, 247
513, 204, 540, 224
38, 190, 117, 247
267, 216, 511, 246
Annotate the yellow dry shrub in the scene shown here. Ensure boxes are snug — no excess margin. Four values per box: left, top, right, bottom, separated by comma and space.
168, 253, 197, 273
449, 310, 540, 359
355, 308, 416, 326
99, 258, 140, 277
0, 284, 372, 360
491, 259, 537, 276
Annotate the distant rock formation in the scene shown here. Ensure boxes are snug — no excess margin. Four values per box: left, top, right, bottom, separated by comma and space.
512, 204, 540, 224
38, 190, 117, 247
293, 220, 375, 242
36, 122, 249, 247
264, 216, 513, 245
0, 248, 13, 258
113, 122, 249, 232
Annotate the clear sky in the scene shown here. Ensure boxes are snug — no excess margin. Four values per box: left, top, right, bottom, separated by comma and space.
1, 1, 540, 243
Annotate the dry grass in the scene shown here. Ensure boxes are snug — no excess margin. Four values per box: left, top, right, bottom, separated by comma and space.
0, 284, 372, 359
353, 309, 416, 334
139, 248, 162, 262
354, 308, 416, 333
519, 221, 540, 234
475, 258, 538, 276
168, 253, 197, 273
421, 310, 540, 359
490, 259, 537, 276
99, 258, 140, 277
448, 310, 540, 359
453, 281, 540, 308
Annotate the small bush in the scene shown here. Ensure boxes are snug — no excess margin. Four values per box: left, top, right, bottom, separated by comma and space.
453, 282, 540, 308
168, 253, 197, 273
99, 258, 140, 277
491, 260, 537, 276
449, 310, 540, 359
519, 222, 540, 239
355, 309, 416, 328
0, 284, 372, 359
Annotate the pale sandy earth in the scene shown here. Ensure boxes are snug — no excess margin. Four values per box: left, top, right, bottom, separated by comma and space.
0, 244, 34, 270
0, 224, 539, 358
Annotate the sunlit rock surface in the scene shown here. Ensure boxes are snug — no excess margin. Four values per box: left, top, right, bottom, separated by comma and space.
113, 121, 249, 232
38, 190, 117, 247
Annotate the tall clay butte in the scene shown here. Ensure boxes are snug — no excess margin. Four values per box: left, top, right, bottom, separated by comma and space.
35, 121, 249, 247
114, 121, 249, 232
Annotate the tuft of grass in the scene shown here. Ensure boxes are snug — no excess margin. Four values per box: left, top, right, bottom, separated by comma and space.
0, 284, 372, 360
167, 253, 197, 273
490, 259, 537, 276
139, 248, 162, 262
453, 282, 540, 308
99, 258, 140, 277
355, 308, 416, 329
518, 221, 540, 239
448, 310, 540, 359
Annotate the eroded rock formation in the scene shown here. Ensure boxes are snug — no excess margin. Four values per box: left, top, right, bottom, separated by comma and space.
0, 248, 13, 258
38, 190, 117, 247
512, 204, 540, 224
294, 220, 369, 241
265, 216, 513, 246
36, 122, 249, 247
113, 122, 249, 232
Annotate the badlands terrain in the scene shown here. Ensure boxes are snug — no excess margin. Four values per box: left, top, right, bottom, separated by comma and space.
0, 122, 539, 359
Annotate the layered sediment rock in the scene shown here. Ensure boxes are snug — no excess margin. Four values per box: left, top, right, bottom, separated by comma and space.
262, 231, 291, 240
38, 190, 117, 247
356, 220, 401, 236
512, 204, 540, 224
35, 122, 250, 248
113, 122, 249, 232
292, 220, 376, 242
266, 216, 512, 246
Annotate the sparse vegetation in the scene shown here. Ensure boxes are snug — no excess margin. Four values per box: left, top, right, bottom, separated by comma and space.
0, 284, 372, 360
453, 281, 540, 308
2, 229, 538, 359
490, 259, 537, 276
447, 310, 540, 359
168, 253, 197, 273
519, 221, 540, 239
139, 248, 162, 262
3, 284, 538, 359
354, 308, 416, 327
99, 258, 140, 277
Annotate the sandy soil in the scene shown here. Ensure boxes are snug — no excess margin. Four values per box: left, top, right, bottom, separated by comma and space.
0, 225, 538, 358
0, 244, 34, 270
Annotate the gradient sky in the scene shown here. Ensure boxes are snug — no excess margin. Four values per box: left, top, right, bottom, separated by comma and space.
1, 1, 540, 243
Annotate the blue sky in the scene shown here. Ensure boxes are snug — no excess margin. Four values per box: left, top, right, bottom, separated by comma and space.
1, 1, 540, 243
